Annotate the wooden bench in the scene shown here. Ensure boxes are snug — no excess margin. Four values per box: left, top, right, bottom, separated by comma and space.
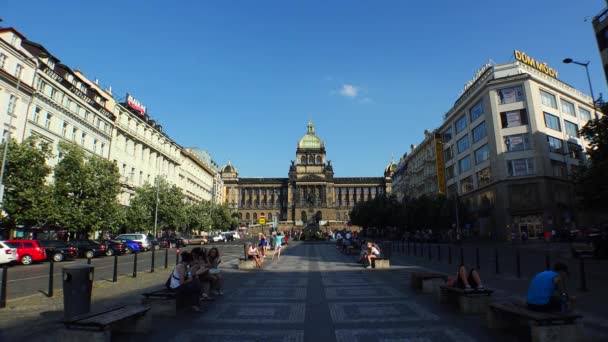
410, 272, 448, 293
60, 304, 150, 342
141, 288, 199, 317
437, 286, 493, 314
487, 302, 583, 342
371, 258, 390, 269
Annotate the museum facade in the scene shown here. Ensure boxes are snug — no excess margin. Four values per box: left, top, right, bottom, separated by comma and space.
221, 122, 394, 229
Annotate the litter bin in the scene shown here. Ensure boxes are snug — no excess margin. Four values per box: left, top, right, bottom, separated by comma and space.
62, 264, 94, 320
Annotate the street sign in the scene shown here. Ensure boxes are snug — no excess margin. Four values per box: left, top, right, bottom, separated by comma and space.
259, 218, 266, 225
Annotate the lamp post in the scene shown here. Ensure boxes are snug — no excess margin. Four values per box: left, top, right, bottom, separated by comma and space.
563, 58, 599, 120
0, 54, 44, 207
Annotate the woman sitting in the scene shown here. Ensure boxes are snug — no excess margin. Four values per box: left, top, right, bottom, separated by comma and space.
169, 251, 203, 311
207, 248, 224, 296
446, 264, 484, 290
190, 248, 212, 300
363, 241, 381, 269
248, 243, 263, 268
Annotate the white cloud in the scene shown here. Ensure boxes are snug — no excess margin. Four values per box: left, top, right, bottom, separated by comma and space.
339, 84, 359, 98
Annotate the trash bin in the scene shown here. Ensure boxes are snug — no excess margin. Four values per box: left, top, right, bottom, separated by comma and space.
62, 264, 94, 320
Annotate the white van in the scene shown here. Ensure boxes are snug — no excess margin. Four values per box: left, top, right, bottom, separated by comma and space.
115, 233, 151, 251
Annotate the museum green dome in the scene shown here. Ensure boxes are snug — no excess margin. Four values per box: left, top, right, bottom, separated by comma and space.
298, 121, 324, 149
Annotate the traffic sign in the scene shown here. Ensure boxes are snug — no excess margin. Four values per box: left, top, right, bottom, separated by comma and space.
259, 218, 266, 225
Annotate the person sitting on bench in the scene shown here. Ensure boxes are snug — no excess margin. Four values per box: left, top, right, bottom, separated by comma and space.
190, 248, 212, 301
527, 262, 574, 312
363, 241, 381, 269
169, 251, 204, 311
446, 264, 484, 290
247, 243, 263, 268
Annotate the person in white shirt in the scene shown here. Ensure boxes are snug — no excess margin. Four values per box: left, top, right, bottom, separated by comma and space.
345, 232, 352, 240
247, 243, 263, 268
364, 241, 381, 269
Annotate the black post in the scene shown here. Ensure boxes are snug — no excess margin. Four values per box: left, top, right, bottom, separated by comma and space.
579, 257, 588, 292
0, 265, 7, 308
437, 245, 441, 262
112, 254, 118, 282
47, 258, 54, 297
150, 248, 155, 273
428, 243, 432, 260
414, 242, 417, 257
516, 250, 521, 278
132, 252, 138, 278
164, 248, 168, 269
407, 240, 410, 256
448, 246, 452, 264
545, 253, 550, 270
476, 247, 480, 270
87, 257, 91, 265
495, 248, 500, 274
460, 247, 464, 265
243, 244, 248, 259
176, 249, 180, 266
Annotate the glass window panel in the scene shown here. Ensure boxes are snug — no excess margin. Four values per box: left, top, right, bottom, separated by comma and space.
544, 112, 561, 131
455, 115, 467, 134
457, 135, 470, 154
470, 99, 484, 122
458, 155, 472, 174
474, 144, 490, 164
547, 136, 563, 153
477, 167, 492, 187
472, 121, 487, 143
540, 90, 558, 108
579, 107, 592, 121
504, 133, 531, 152
498, 86, 525, 104
564, 120, 579, 137
561, 99, 576, 117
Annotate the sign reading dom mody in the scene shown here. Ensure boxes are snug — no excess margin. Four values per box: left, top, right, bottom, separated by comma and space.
514, 50, 558, 79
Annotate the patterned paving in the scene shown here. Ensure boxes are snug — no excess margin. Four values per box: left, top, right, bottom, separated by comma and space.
328, 301, 439, 323
324, 286, 404, 299
334, 328, 476, 342
170, 330, 305, 342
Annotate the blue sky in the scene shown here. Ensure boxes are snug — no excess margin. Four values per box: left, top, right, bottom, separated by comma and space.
3, 0, 607, 177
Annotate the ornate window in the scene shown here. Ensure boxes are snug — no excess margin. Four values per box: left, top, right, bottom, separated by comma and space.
253, 213, 258, 221
316, 155, 322, 164
301, 156, 306, 165
246, 213, 250, 220
308, 155, 314, 164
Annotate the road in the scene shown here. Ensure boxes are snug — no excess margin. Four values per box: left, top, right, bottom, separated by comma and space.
1, 238, 256, 300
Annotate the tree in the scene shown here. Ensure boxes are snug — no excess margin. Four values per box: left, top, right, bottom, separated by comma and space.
54, 142, 121, 236
0, 137, 54, 228
126, 178, 187, 233
578, 116, 608, 209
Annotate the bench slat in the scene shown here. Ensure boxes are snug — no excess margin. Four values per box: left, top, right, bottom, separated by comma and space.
65, 305, 149, 329
489, 302, 581, 323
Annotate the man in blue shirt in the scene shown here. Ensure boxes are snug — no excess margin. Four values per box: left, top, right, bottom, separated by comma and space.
526, 262, 571, 311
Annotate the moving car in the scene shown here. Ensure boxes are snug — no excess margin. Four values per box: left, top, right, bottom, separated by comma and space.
210, 234, 226, 243
38, 240, 78, 262
5, 239, 47, 265
115, 234, 151, 251
97, 240, 127, 256
571, 232, 608, 258
0, 241, 17, 265
113, 238, 142, 254
66, 240, 106, 259
187, 235, 208, 245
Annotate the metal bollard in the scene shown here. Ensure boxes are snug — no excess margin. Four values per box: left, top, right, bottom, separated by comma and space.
495, 248, 500, 274
112, 254, 118, 282
476, 248, 480, 270
151, 248, 155, 273
176, 249, 180, 266
437, 245, 441, 262
0, 265, 7, 308
164, 248, 169, 269
133, 252, 138, 278
460, 247, 464, 265
87, 257, 91, 265
579, 257, 588, 292
448, 246, 452, 264
516, 250, 521, 278
413, 242, 417, 257
48, 258, 54, 297
545, 253, 550, 270
407, 240, 410, 256
428, 243, 432, 260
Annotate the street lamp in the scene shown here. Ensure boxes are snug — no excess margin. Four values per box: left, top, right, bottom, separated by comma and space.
0, 53, 47, 208
563, 58, 599, 120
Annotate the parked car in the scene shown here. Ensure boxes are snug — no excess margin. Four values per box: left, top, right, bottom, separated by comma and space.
210, 234, 225, 243
112, 238, 142, 254
66, 240, 106, 259
115, 234, 151, 251
187, 235, 208, 245
38, 240, 78, 262
5, 239, 47, 265
97, 240, 127, 256
221, 232, 234, 242
571, 232, 608, 259
162, 236, 186, 248
151, 238, 169, 250
0, 241, 17, 265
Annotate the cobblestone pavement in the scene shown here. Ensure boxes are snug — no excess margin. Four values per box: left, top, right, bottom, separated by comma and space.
142, 242, 509, 342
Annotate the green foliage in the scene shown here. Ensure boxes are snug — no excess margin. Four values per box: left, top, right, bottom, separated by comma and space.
1, 137, 54, 227
578, 116, 608, 209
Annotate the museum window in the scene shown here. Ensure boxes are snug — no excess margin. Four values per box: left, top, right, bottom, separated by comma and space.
246, 213, 250, 220
540, 89, 558, 109
457, 135, 469, 154
564, 120, 579, 138
455, 115, 467, 134
308, 155, 314, 164
544, 112, 561, 132
476, 167, 492, 187
579, 107, 592, 121
504, 133, 531, 152
498, 85, 525, 104
547, 135, 563, 153
301, 156, 306, 165
336, 212, 340, 221
460, 176, 474, 194
458, 155, 472, 174
500, 109, 528, 128
316, 155, 322, 164
561, 99, 576, 117
469, 99, 484, 122
474, 144, 489, 165
472, 121, 486, 143
253, 213, 257, 221
507, 158, 535, 176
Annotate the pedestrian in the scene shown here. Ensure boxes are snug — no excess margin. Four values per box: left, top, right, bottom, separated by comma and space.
258, 233, 268, 258
272, 232, 284, 261
247, 243, 263, 268
527, 262, 574, 312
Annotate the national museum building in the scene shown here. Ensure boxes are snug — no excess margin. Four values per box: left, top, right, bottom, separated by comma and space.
220, 122, 394, 229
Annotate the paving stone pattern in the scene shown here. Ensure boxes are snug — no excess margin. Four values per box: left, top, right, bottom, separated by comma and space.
156, 242, 503, 342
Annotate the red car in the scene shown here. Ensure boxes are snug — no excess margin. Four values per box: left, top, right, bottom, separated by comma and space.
5, 239, 47, 265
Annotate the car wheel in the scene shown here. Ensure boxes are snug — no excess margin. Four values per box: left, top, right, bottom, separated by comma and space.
53, 253, 64, 262
85, 250, 94, 259
154, 245, 160, 251
21, 255, 33, 265
126, 247, 133, 254
106, 248, 114, 257
201, 241, 205, 245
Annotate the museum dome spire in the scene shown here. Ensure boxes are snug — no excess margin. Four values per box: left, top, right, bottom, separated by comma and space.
298, 121, 324, 149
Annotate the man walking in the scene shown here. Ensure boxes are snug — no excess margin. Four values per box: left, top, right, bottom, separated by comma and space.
272, 232, 284, 261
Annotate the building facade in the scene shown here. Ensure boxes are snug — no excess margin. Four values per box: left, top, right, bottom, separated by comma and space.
436, 53, 598, 239
220, 122, 393, 229
593, 1, 608, 87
